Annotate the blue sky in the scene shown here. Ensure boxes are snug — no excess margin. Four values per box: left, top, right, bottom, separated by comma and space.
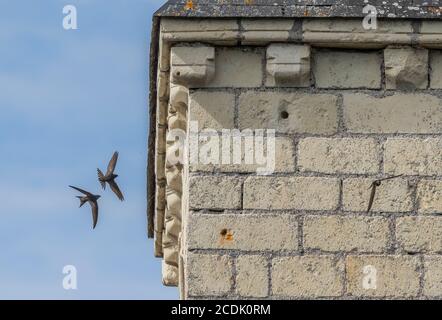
0, 0, 178, 299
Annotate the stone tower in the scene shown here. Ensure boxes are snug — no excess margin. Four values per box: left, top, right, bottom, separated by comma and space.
147, 0, 442, 299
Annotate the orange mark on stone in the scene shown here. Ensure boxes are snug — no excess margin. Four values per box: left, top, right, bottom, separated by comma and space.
245, 0, 254, 5
219, 228, 234, 245
185, 0, 194, 10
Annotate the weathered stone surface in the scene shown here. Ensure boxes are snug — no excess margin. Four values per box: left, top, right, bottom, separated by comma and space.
236, 255, 269, 297
344, 93, 442, 134
384, 47, 428, 90
313, 51, 381, 88
187, 214, 298, 251
346, 255, 420, 298
430, 51, 442, 89
170, 46, 215, 87
302, 19, 413, 48
162, 18, 239, 32
242, 19, 294, 44
189, 91, 235, 130
156, 126, 166, 154
303, 19, 413, 34
161, 18, 239, 44
421, 21, 442, 34
189, 136, 295, 173
186, 253, 233, 296
266, 44, 310, 87
342, 178, 413, 212
424, 256, 442, 297
238, 92, 338, 135
189, 176, 242, 209
396, 216, 442, 253
417, 180, 442, 214
243, 176, 340, 210
304, 216, 389, 253
384, 138, 442, 175
207, 48, 263, 88
162, 261, 178, 286
272, 256, 344, 298
154, 17, 442, 299
303, 32, 412, 48
297, 138, 379, 174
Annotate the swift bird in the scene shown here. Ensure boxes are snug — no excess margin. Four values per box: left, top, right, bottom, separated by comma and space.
69, 185, 101, 229
97, 151, 124, 201
367, 174, 403, 213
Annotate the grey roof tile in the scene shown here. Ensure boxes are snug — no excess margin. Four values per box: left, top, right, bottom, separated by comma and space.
155, 0, 442, 18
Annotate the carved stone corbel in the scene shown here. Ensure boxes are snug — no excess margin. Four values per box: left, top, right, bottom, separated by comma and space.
160, 45, 215, 286
170, 46, 215, 87
266, 44, 311, 87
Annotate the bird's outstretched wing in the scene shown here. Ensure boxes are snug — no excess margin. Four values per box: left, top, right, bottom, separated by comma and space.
106, 151, 119, 175
109, 180, 124, 201
69, 185, 93, 197
89, 200, 99, 229
97, 168, 106, 189
367, 184, 377, 213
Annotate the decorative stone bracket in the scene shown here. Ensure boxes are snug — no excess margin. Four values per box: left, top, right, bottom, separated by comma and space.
155, 45, 215, 287
266, 44, 311, 87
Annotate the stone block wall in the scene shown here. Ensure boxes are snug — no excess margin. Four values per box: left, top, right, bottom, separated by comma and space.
152, 18, 442, 299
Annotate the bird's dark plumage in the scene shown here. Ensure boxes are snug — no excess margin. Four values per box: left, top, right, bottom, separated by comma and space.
97, 151, 124, 201
366, 174, 403, 213
69, 185, 101, 229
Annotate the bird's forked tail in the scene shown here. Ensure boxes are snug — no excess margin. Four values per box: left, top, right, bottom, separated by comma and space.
97, 168, 106, 189
77, 196, 87, 208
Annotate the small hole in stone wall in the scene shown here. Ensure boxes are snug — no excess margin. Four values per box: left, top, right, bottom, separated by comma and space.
280, 111, 289, 119
176, 71, 181, 76
220, 228, 228, 236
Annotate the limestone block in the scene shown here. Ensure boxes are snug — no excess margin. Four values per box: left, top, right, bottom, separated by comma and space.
304, 216, 389, 253
342, 178, 413, 213
236, 255, 268, 298
207, 48, 263, 88
384, 138, 442, 175
344, 93, 442, 134
186, 253, 233, 297
313, 51, 381, 88
417, 180, 442, 214
187, 214, 297, 251
297, 138, 379, 174
424, 256, 442, 297
421, 21, 442, 34
430, 50, 442, 89
243, 176, 340, 210
188, 176, 242, 210
241, 19, 295, 45
161, 18, 239, 45
189, 91, 235, 130
346, 255, 420, 298
266, 44, 311, 87
396, 216, 442, 253
162, 18, 239, 33
189, 136, 295, 174
303, 19, 413, 34
303, 19, 413, 48
272, 256, 344, 298
238, 91, 338, 135
170, 46, 215, 87
384, 47, 428, 90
